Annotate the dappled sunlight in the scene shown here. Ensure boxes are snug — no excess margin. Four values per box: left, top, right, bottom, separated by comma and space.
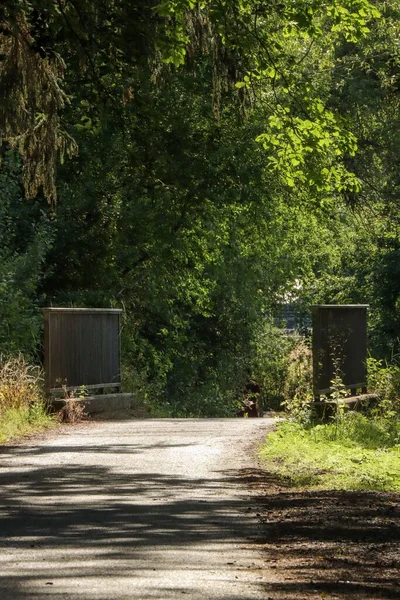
239, 471, 400, 600
0, 418, 273, 599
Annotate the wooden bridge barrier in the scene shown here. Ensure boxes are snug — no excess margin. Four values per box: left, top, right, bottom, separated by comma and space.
312, 304, 368, 400
42, 308, 122, 395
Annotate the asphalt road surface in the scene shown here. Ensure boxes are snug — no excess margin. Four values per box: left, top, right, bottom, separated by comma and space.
0, 418, 276, 599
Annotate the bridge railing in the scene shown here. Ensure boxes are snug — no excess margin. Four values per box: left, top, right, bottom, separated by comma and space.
42, 308, 122, 395
312, 304, 368, 400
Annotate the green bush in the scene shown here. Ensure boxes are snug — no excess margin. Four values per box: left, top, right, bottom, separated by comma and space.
251, 320, 296, 411
281, 338, 313, 421
367, 356, 400, 418
0, 150, 54, 358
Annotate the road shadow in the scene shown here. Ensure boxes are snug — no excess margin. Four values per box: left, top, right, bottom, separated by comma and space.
225, 467, 400, 600
0, 441, 195, 457
3, 430, 397, 600
0, 442, 263, 599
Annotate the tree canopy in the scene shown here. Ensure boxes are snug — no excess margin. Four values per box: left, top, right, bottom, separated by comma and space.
1, 1, 400, 415
1, 0, 380, 200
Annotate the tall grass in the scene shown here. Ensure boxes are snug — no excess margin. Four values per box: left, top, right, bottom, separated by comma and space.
261, 418, 400, 491
0, 355, 55, 443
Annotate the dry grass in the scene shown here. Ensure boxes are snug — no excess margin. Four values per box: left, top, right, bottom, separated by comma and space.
0, 354, 43, 413
58, 399, 87, 423
0, 355, 55, 443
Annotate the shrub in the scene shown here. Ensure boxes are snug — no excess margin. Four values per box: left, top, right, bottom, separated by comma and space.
251, 320, 295, 411
281, 339, 313, 422
0, 355, 55, 443
367, 356, 400, 418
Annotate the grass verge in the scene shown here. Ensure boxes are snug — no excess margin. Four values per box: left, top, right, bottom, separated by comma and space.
260, 416, 400, 492
0, 402, 56, 444
0, 354, 57, 444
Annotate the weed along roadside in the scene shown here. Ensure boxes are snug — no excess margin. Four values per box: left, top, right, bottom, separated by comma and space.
0, 355, 56, 444
259, 418, 400, 491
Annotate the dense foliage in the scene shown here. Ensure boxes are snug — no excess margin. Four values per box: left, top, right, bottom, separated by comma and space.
1, 1, 400, 415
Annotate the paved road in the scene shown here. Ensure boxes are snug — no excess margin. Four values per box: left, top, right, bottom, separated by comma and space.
0, 418, 276, 599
